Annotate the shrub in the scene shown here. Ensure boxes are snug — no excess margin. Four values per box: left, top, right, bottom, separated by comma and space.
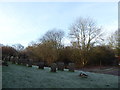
87, 46, 115, 66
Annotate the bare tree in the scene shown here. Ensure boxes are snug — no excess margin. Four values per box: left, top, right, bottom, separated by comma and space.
12, 44, 24, 51
69, 17, 103, 66
69, 17, 102, 51
108, 30, 120, 55
33, 41, 58, 66
108, 30, 119, 48
40, 29, 64, 49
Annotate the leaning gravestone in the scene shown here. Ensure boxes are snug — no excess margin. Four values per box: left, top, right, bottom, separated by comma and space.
50, 63, 57, 72
57, 62, 64, 71
38, 62, 44, 69
79, 71, 88, 78
68, 63, 75, 72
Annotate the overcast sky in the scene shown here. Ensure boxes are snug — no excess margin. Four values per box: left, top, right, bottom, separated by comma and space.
0, 2, 118, 47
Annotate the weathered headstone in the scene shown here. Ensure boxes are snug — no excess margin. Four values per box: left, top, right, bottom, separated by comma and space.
20, 59, 24, 65
10, 56, 13, 61
68, 63, 75, 72
15, 57, 19, 64
3, 57, 6, 61
17, 60, 21, 65
19, 58, 23, 65
38, 62, 44, 69
50, 63, 57, 72
6, 56, 10, 61
11, 56, 15, 64
28, 61, 32, 67
57, 62, 64, 71
3, 57, 8, 62
22, 59, 27, 66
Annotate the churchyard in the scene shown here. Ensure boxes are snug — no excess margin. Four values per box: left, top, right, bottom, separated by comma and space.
2, 61, 119, 88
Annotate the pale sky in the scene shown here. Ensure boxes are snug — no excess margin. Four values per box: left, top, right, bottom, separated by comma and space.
0, 2, 118, 47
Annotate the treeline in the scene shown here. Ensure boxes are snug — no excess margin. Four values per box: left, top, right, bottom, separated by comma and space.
25, 41, 117, 68
1, 17, 120, 68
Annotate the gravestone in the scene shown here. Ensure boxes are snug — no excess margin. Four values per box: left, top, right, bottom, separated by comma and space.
50, 63, 57, 72
38, 62, 44, 69
2, 61, 8, 66
22, 59, 27, 66
20, 58, 24, 65
68, 63, 75, 72
3, 57, 6, 61
6, 56, 10, 61
28, 61, 32, 67
57, 62, 64, 71
19, 58, 27, 66
3, 57, 9, 63
10, 56, 13, 62
17, 60, 21, 65
19, 58, 23, 65
15, 57, 19, 64
23, 61, 26, 66
11, 57, 15, 64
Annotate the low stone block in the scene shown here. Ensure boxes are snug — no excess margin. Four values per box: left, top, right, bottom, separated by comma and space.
28, 61, 32, 67
68, 63, 75, 72
50, 63, 57, 72
2, 61, 8, 66
38, 62, 44, 69
57, 62, 64, 71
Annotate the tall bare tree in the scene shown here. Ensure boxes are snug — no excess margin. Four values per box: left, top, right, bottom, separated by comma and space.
69, 17, 102, 51
108, 30, 119, 47
40, 29, 64, 49
108, 30, 120, 55
69, 17, 103, 66
12, 44, 24, 51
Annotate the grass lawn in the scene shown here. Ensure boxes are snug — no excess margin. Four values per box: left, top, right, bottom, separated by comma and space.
2, 62, 119, 88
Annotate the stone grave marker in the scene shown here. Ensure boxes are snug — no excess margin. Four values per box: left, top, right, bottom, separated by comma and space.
22, 59, 27, 66
11, 56, 15, 64
50, 63, 57, 72
68, 63, 75, 72
15, 57, 19, 64
2, 60, 8, 66
57, 62, 64, 71
38, 62, 44, 69
28, 61, 32, 67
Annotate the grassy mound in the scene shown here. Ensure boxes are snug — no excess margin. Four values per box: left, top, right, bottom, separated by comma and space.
2, 63, 119, 88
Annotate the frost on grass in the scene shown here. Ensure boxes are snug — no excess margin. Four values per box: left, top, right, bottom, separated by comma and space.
2, 63, 119, 88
